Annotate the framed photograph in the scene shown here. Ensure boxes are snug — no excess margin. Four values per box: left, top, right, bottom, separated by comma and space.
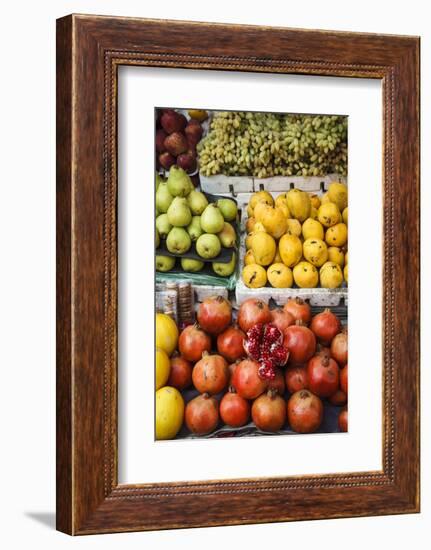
56, 14, 420, 535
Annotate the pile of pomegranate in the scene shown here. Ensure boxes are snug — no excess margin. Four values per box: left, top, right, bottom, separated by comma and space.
156, 109, 203, 173
171, 295, 348, 436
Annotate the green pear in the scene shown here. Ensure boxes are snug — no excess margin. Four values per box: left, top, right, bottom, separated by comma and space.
166, 227, 191, 254
156, 255, 175, 272
155, 227, 160, 248
217, 198, 238, 222
167, 197, 192, 227
155, 182, 173, 213
196, 233, 221, 259
181, 258, 204, 272
212, 252, 236, 277
155, 214, 172, 238
187, 190, 208, 215
217, 222, 236, 248
200, 204, 225, 234
155, 172, 165, 192
187, 216, 203, 241
167, 166, 194, 197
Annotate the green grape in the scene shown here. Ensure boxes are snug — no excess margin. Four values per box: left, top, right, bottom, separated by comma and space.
197, 111, 347, 177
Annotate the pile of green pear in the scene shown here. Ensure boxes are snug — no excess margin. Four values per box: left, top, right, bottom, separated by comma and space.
155, 167, 238, 277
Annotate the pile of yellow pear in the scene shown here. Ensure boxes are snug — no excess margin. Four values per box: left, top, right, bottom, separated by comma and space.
242, 182, 348, 289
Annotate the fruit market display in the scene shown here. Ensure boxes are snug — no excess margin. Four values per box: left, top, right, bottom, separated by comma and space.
155, 166, 238, 276
156, 108, 207, 173
155, 297, 348, 439
154, 108, 349, 441
242, 183, 348, 289
197, 111, 347, 178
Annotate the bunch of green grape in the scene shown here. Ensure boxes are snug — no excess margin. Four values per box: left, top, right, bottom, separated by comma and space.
197, 111, 348, 178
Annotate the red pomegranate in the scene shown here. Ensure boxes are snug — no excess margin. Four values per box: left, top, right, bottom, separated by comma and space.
307, 354, 340, 397
237, 299, 271, 333
285, 365, 308, 394
310, 309, 341, 344
185, 394, 219, 435
283, 297, 311, 325
155, 129, 167, 153
197, 296, 232, 335
283, 321, 316, 364
192, 352, 228, 395
232, 359, 268, 399
160, 109, 187, 134
267, 368, 286, 395
252, 390, 286, 432
316, 344, 331, 357
331, 329, 348, 366
217, 325, 246, 362
329, 389, 347, 406
287, 390, 323, 433
338, 407, 348, 432
220, 388, 250, 427
243, 323, 289, 380
178, 324, 211, 362
167, 355, 192, 390
340, 364, 348, 394
227, 360, 241, 384
270, 308, 295, 333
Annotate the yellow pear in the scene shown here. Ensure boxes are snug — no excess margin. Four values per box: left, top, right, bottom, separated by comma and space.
310, 194, 321, 209
259, 206, 287, 238
325, 223, 348, 247
328, 182, 348, 211
251, 232, 276, 266
302, 218, 324, 240
278, 234, 302, 267
244, 249, 257, 265
246, 217, 256, 233
277, 203, 290, 218
267, 263, 293, 288
253, 201, 269, 222
275, 193, 291, 217
293, 261, 319, 288
328, 246, 345, 267
321, 192, 331, 204
319, 261, 344, 288
286, 219, 302, 237
245, 232, 256, 250
249, 190, 274, 212
303, 238, 328, 267
317, 202, 342, 228
342, 207, 348, 225
286, 189, 311, 222
253, 221, 266, 233
242, 264, 267, 288
310, 206, 318, 220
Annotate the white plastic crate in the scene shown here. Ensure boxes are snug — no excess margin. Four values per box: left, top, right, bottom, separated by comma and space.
200, 173, 347, 196
200, 174, 254, 195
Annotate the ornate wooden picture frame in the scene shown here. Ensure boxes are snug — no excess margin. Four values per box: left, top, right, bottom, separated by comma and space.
56, 14, 420, 535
